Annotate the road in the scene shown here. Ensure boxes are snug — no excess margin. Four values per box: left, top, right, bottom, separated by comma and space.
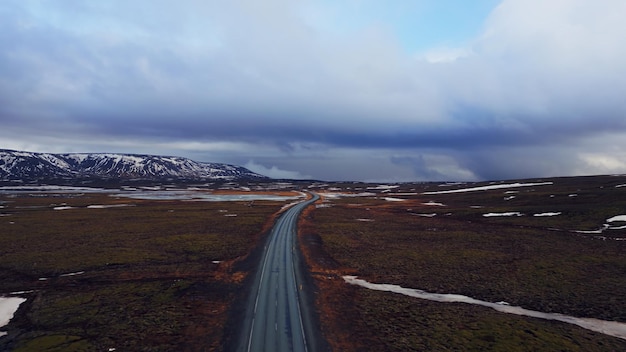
238, 193, 320, 352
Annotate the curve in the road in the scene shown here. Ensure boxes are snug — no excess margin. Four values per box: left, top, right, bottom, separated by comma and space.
238, 193, 321, 352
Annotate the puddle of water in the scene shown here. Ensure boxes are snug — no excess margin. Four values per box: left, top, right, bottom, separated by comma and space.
343, 276, 626, 341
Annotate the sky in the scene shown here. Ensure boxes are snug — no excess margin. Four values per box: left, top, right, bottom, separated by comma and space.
2, 0, 626, 182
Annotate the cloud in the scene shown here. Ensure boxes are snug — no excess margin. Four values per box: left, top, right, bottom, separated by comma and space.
419, 47, 470, 63
391, 154, 477, 181
1, 0, 626, 181
244, 160, 312, 180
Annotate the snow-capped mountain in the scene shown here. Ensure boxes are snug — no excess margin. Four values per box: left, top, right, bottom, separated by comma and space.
0, 149, 267, 181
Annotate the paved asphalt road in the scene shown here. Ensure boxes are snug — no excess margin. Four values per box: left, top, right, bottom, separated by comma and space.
238, 193, 321, 352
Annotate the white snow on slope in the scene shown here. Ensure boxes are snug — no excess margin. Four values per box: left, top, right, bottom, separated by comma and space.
423, 182, 553, 195
0, 296, 27, 337
343, 276, 626, 341
533, 212, 562, 217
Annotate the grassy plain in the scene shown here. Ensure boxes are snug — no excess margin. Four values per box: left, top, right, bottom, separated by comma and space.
0, 190, 287, 351
301, 176, 626, 351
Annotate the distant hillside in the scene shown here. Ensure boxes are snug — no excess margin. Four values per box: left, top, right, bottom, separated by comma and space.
0, 149, 267, 182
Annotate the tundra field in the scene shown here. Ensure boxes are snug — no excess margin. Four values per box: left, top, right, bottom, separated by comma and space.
1, 175, 626, 351
0, 187, 291, 351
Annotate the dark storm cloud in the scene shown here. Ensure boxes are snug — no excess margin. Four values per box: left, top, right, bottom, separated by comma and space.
2, 0, 626, 181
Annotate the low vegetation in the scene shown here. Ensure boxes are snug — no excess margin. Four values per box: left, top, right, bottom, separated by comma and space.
3, 175, 626, 351
301, 175, 626, 351
0, 191, 286, 351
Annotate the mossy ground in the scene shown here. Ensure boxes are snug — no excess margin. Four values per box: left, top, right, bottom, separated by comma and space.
0, 191, 286, 351
303, 175, 626, 351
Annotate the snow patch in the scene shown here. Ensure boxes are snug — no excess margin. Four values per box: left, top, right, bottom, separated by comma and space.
423, 182, 553, 195
343, 276, 626, 341
0, 185, 105, 192
383, 197, 405, 202
483, 212, 523, 217
367, 185, 400, 190
422, 201, 445, 206
574, 226, 608, 234
607, 215, 626, 223
0, 296, 27, 336
59, 271, 85, 277
321, 192, 376, 199
315, 203, 333, 208
114, 191, 301, 202
533, 212, 562, 217
87, 204, 134, 209
533, 211, 561, 217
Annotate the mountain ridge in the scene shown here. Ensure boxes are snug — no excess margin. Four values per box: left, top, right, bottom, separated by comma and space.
0, 149, 267, 182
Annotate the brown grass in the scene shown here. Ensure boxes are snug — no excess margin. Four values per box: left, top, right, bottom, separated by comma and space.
0, 191, 286, 351
301, 176, 626, 351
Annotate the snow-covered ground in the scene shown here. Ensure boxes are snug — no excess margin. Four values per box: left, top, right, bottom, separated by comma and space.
320, 192, 376, 199
38, 270, 86, 281
343, 276, 626, 341
59, 271, 85, 277
423, 182, 553, 195
53, 204, 135, 210
112, 190, 303, 202
572, 215, 626, 235
607, 215, 626, 223
0, 296, 27, 337
383, 197, 405, 202
87, 204, 134, 209
533, 212, 562, 217
0, 185, 106, 193
367, 185, 400, 190
483, 212, 523, 217
422, 201, 446, 206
